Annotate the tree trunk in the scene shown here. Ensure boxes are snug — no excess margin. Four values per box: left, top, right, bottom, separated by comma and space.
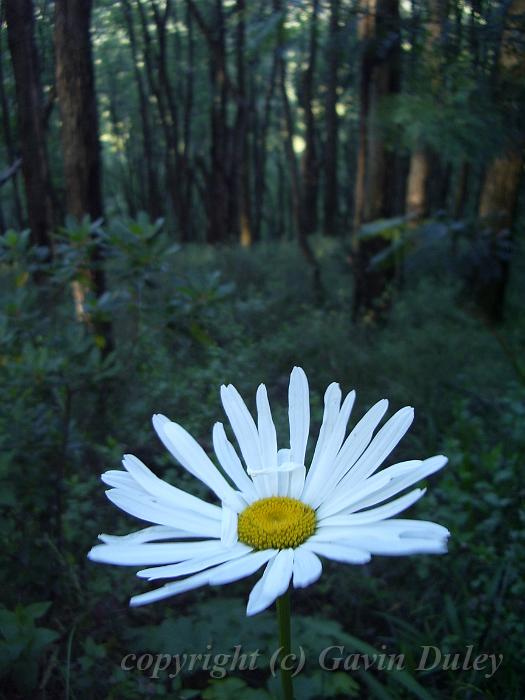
475, 0, 525, 322
300, 0, 320, 236
121, 0, 161, 219
252, 49, 278, 242
182, 0, 195, 242
323, 0, 340, 236
188, 0, 232, 243
352, 0, 401, 319
55, 0, 103, 221
275, 0, 322, 299
405, 149, 429, 219
0, 29, 24, 230
405, 0, 448, 220
234, 0, 252, 247
55, 0, 112, 348
4, 0, 54, 251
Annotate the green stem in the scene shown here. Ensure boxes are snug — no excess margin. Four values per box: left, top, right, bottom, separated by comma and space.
276, 588, 294, 700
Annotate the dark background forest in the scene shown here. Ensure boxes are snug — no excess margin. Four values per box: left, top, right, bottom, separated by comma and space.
0, 0, 524, 698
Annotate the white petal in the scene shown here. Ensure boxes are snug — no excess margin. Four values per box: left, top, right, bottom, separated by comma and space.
316, 460, 421, 519
221, 506, 238, 546
130, 570, 210, 606
342, 455, 448, 514
101, 470, 144, 495
303, 541, 371, 564
307, 383, 342, 476
153, 415, 242, 506
337, 406, 414, 489
122, 454, 221, 520
98, 526, 188, 544
309, 517, 449, 555
220, 385, 262, 473
292, 547, 322, 588
247, 549, 294, 616
137, 543, 251, 580
336, 536, 448, 556
105, 488, 221, 537
302, 388, 355, 503
317, 488, 427, 528
212, 423, 258, 500
288, 367, 309, 467
308, 399, 389, 508
278, 449, 291, 465
256, 384, 278, 470
88, 540, 222, 566
208, 549, 277, 585
287, 464, 306, 499
351, 518, 450, 539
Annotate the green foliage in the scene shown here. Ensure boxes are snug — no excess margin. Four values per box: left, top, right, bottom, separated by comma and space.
0, 221, 524, 698
0, 602, 59, 695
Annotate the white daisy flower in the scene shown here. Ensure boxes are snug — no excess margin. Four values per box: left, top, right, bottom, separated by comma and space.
88, 367, 449, 616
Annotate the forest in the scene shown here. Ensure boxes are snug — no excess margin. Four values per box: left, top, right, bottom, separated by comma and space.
0, 0, 524, 698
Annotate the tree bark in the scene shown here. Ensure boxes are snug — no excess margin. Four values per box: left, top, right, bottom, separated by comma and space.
405, 0, 448, 220
475, 0, 525, 322
234, 0, 252, 247
121, 0, 161, 219
352, 0, 401, 318
55, 0, 112, 347
275, 0, 322, 298
300, 0, 320, 236
55, 0, 103, 221
323, 0, 340, 235
0, 29, 23, 229
4, 0, 54, 250
188, 0, 232, 243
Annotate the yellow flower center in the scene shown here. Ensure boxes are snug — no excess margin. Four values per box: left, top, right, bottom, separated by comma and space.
238, 496, 316, 550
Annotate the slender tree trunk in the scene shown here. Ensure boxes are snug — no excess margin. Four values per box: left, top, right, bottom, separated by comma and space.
121, 0, 161, 219
406, 149, 429, 219
323, 0, 340, 235
5, 0, 54, 251
0, 30, 23, 229
182, 0, 195, 242
235, 0, 252, 247
275, 0, 322, 298
301, 0, 319, 236
475, 0, 525, 322
405, 0, 448, 220
136, 0, 179, 228
188, 0, 232, 243
352, 0, 401, 318
253, 51, 278, 242
55, 0, 112, 348
55, 0, 102, 221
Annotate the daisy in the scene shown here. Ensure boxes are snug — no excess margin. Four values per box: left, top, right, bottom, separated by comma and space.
88, 367, 449, 616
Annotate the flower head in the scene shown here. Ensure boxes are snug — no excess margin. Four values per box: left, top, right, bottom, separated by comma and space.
88, 368, 449, 615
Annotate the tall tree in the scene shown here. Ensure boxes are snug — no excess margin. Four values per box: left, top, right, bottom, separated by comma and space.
55, 0, 111, 346
121, 0, 161, 219
189, 0, 233, 243
405, 0, 438, 222
275, 0, 322, 296
352, 0, 401, 317
55, 0, 103, 221
4, 0, 54, 251
476, 0, 525, 322
323, 0, 341, 235
234, 0, 252, 247
0, 28, 23, 230
300, 0, 320, 236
